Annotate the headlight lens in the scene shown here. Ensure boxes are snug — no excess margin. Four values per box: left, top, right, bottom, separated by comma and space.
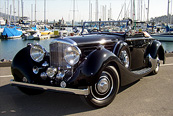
30, 44, 45, 62
64, 46, 81, 66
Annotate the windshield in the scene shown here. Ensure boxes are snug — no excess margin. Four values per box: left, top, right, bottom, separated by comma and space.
81, 20, 129, 34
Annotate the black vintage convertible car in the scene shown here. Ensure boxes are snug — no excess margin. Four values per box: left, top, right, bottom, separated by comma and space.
11, 20, 165, 108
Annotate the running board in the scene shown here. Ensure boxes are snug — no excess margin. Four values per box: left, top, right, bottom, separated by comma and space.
132, 68, 151, 75
10, 80, 89, 96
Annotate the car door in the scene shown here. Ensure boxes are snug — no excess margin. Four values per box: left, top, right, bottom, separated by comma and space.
125, 37, 151, 70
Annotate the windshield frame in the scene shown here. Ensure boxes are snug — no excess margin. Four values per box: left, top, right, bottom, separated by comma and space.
81, 20, 130, 35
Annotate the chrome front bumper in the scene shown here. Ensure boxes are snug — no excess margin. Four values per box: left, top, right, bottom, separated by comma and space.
10, 80, 89, 96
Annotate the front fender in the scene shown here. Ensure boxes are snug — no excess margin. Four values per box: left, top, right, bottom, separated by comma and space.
11, 46, 41, 83
81, 47, 119, 77
68, 47, 121, 86
150, 40, 165, 64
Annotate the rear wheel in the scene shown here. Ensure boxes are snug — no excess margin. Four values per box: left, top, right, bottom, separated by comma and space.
152, 56, 160, 75
83, 66, 120, 108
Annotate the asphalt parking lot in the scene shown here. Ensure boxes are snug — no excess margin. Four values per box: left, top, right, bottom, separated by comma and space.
0, 57, 173, 116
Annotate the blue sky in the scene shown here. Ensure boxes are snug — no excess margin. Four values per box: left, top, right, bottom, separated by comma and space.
0, 0, 171, 22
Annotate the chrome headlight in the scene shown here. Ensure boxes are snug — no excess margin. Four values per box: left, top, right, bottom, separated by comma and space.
64, 46, 81, 66
30, 44, 45, 62
46, 67, 57, 78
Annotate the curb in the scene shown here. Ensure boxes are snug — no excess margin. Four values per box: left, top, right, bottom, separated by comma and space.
165, 53, 173, 57
0, 62, 11, 67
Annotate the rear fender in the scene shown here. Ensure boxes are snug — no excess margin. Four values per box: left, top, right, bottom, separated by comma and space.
150, 40, 165, 64
112, 41, 131, 68
113, 41, 129, 56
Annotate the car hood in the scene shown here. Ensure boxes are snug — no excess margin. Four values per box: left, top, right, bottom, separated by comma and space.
63, 34, 123, 46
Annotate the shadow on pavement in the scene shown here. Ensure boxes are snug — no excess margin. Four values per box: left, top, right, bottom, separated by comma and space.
118, 80, 140, 93
0, 84, 95, 116
0, 80, 143, 115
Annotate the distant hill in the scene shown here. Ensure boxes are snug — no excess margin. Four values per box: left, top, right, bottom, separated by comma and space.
0, 12, 19, 22
150, 15, 173, 24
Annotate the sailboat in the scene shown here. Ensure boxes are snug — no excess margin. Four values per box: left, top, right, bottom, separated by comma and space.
151, 0, 173, 42
22, 25, 51, 40
40, 26, 54, 37
1, 27, 22, 39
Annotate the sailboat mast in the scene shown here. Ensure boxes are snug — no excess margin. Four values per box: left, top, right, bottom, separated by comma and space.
5, 1, 6, 20
133, 0, 136, 30
167, 0, 170, 25
131, 0, 133, 19
89, 0, 91, 21
141, 0, 142, 21
10, 4, 12, 25
21, 0, 23, 21
0, 0, 1, 17
44, 0, 46, 24
91, 3, 92, 21
18, 0, 20, 21
144, 2, 146, 21
7, 0, 9, 24
35, 0, 36, 24
124, 1, 126, 19
109, 3, 112, 20
31, 4, 33, 25
171, 0, 172, 24
13, 0, 15, 24
133, 0, 135, 21
73, 0, 75, 25
95, 0, 98, 21
137, 0, 140, 21
147, 0, 150, 22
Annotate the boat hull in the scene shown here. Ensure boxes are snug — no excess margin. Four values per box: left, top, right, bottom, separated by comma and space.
151, 33, 173, 42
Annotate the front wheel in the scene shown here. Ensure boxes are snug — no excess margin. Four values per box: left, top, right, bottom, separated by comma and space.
83, 66, 120, 108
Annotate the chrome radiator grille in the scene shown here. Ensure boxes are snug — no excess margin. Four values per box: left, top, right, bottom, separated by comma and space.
50, 42, 69, 69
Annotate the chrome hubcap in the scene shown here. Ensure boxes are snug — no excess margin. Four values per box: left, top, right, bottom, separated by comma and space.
91, 71, 113, 100
120, 50, 129, 68
96, 77, 110, 94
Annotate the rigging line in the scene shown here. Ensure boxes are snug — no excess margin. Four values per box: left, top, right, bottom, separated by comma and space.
117, 3, 125, 20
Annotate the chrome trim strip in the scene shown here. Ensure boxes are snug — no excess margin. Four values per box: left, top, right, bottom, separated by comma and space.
10, 80, 89, 96
51, 38, 77, 46
77, 39, 114, 46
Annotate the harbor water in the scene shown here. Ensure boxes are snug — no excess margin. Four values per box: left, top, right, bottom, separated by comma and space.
0, 38, 173, 60
0, 38, 52, 60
